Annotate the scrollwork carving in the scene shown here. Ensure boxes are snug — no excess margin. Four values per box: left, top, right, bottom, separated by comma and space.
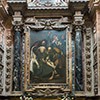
25, 17, 68, 30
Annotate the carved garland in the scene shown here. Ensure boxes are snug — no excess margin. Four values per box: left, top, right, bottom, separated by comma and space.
5, 29, 13, 92
85, 28, 92, 92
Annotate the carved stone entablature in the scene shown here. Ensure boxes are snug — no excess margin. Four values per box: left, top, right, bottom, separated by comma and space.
25, 17, 69, 30
28, 0, 68, 9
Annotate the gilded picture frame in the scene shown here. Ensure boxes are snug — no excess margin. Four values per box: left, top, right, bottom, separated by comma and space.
24, 18, 72, 97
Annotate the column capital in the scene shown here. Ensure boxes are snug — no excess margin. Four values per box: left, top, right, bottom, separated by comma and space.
73, 11, 84, 31
12, 12, 23, 32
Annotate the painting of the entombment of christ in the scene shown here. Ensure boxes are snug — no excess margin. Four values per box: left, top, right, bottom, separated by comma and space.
30, 30, 66, 83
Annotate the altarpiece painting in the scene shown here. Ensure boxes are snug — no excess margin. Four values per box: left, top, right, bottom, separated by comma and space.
30, 30, 66, 83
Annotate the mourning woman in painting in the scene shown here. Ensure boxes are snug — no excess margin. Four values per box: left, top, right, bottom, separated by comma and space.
30, 30, 66, 83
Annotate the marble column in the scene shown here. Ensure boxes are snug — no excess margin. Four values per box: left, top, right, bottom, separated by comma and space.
12, 12, 23, 91
75, 28, 83, 91
73, 11, 84, 91
13, 26, 22, 91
